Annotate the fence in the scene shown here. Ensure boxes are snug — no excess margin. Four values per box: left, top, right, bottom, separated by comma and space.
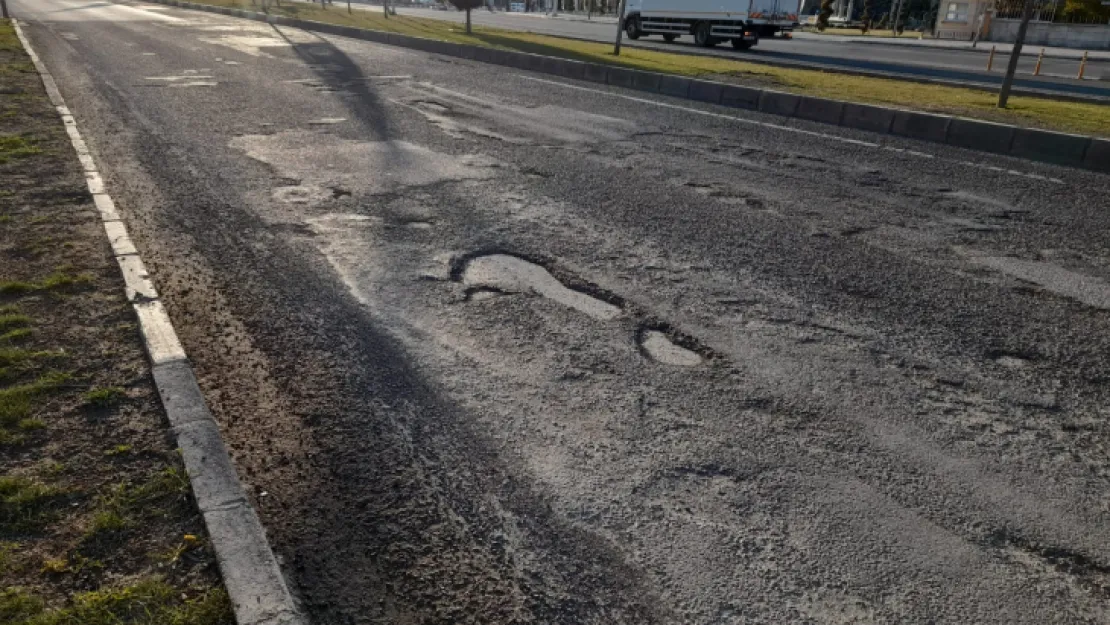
988, 18, 1110, 48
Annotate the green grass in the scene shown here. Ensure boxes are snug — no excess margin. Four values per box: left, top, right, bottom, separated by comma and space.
92, 467, 192, 533
84, 509, 128, 539
0, 313, 31, 331
0, 281, 37, 296
187, 0, 1110, 137
1, 328, 33, 343
0, 578, 233, 625
0, 540, 21, 574
0, 20, 21, 53
0, 588, 45, 624
83, 387, 126, 409
0, 476, 67, 533
0, 273, 93, 297
0, 135, 41, 165
0, 372, 71, 429
104, 444, 132, 457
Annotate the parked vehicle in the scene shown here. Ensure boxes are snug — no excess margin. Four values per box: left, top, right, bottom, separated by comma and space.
623, 0, 800, 50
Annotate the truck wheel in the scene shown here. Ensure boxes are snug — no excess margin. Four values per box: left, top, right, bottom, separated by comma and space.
625, 15, 642, 40
694, 22, 717, 48
663, 34, 677, 42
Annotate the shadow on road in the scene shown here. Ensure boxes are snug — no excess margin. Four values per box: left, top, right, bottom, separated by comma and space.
271, 23, 395, 141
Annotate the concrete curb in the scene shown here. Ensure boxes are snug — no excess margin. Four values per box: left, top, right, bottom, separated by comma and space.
148, 0, 1108, 174
13, 20, 307, 625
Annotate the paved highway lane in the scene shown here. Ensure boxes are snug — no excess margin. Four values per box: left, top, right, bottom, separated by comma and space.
377, 4, 1110, 99
12, 0, 1110, 622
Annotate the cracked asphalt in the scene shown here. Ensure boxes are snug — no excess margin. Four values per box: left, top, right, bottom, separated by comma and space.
11, 0, 1110, 623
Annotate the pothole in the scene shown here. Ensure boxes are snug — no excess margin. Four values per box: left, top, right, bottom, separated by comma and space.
639, 330, 702, 367
272, 185, 334, 205
456, 254, 621, 321
465, 287, 503, 302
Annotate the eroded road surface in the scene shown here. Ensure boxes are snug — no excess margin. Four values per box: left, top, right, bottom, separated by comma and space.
12, 1, 1110, 623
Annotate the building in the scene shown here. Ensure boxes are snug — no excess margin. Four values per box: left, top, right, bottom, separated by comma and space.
934, 0, 992, 39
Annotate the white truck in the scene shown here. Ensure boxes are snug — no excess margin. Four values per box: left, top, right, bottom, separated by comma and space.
623, 0, 800, 50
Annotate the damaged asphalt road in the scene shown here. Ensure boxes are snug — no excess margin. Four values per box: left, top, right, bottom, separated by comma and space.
12, 0, 1110, 623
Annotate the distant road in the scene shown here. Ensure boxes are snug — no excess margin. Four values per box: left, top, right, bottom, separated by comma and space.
381, 4, 1110, 100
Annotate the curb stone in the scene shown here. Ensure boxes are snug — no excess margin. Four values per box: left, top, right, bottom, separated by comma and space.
12, 19, 307, 625
143, 0, 1106, 173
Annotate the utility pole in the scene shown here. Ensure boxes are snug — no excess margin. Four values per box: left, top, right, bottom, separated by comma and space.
998, 0, 1035, 108
613, 0, 627, 55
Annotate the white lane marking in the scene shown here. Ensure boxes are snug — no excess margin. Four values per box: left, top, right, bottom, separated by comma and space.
516, 74, 1065, 185
13, 18, 188, 366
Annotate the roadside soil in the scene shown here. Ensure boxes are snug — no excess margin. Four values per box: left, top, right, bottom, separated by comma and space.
0, 19, 231, 624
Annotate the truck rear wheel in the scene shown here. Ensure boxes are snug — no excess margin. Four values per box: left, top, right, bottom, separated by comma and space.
625, 15, 642, 40
694, 22, 717, 48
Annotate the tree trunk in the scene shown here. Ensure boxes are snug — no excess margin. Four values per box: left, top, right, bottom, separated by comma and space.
467, 8, 472, 33
998, 0, 1034, 108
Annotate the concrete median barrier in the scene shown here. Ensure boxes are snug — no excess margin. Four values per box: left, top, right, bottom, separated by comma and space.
720, 84, 762, 110
946, 118, 1016, 154
1084, 138, 1110, 173
630, 70, 663, 93
795, 96, 845, 125
758, 91, 800, 117
891, 110, 952, 143
658, 75, 692, 98
688, 80, 724, 104
583, 62, 609, 84
605, 66, 636, 88
840, 103, 896, 134
1010, 128, 1091, 167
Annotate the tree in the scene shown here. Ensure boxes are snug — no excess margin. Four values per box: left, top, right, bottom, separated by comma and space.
861, 0, 873, 33
817, 0, 835, 30
449, 0, 484, 33
1062, 0, 1110, 21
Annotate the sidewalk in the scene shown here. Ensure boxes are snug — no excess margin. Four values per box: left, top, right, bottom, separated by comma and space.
792, 30, 1110, 60
0, 19, 233, 624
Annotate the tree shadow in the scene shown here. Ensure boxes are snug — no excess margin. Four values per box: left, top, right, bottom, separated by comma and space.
270, 23, 394, 141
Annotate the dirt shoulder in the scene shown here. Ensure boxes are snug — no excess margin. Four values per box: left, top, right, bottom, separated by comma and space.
0, 19, 232, 625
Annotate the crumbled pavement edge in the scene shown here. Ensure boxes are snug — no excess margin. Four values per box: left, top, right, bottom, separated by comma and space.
12, 19, 307, 625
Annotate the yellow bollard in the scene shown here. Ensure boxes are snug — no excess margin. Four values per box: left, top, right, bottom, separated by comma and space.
987, 45, 996, 72
1033, 47, 1045, 76
1078, 51, 1089, 79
